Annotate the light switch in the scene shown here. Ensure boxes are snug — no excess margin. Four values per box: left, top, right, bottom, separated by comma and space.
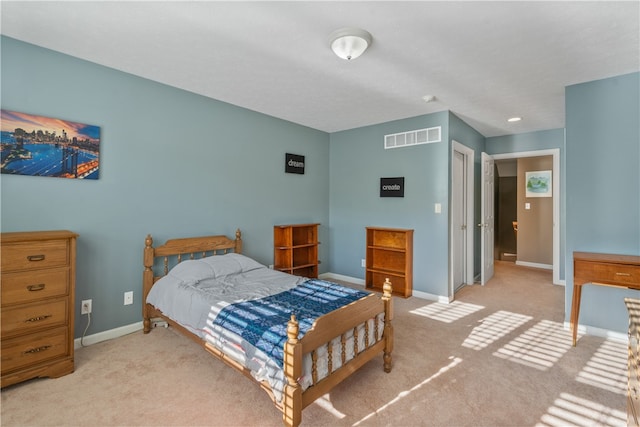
435, 203, 441, 214
525, 202, 531, 210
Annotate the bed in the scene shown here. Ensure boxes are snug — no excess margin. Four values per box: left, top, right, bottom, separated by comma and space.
142, 229, 394, 427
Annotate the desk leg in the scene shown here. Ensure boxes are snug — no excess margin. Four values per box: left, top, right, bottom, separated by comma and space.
570, 283, 583, 346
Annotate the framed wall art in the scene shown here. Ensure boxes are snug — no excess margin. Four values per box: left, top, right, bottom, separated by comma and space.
525, 170, 552, 197
285, 153, 305, 174
380, 177, 405, 197
1, 109, 100, 179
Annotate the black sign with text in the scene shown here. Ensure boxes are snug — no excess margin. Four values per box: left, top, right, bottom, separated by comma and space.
285, 153, 305, 174
380, 177, 405, 197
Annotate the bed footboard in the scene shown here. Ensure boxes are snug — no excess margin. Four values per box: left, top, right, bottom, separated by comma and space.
283, 279, 394, 427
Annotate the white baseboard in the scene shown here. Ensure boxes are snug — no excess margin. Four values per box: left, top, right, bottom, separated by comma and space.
564, 321, 627, 343
74, 321, 143, 349
412, 289, 451, 303
319, 272, 365, 286
516, 260, 553, 270
320, 272, 448, 302
75, 274, 625, 348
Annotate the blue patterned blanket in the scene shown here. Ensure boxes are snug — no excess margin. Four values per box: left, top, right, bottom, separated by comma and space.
212, 279, 369, 368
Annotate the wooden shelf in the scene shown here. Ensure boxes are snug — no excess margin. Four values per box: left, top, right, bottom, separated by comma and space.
274, 223, 320, 278
365, 227, 413, 298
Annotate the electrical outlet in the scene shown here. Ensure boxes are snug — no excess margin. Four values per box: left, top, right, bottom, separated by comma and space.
361, 259, 366, 268
81, 299, 92, 315
124, 291, 133, 305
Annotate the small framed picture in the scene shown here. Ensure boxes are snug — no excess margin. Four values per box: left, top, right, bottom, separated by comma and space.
525, 170, 552, 197
285, 153, 305, 174
380, 177, 404, 197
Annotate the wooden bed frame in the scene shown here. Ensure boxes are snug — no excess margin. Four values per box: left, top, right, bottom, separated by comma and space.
142, 229, 394, 427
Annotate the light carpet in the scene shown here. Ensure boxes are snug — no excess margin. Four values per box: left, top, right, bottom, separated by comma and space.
1, 262, 628, 426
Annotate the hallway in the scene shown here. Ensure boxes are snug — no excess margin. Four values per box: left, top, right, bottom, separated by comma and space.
458, 260, 563, 321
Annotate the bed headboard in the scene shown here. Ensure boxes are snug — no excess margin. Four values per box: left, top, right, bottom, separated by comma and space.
142, 229, 242, 303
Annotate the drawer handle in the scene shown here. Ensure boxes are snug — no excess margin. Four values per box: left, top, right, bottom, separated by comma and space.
23, 345, 51, 355
27, 254, 46, 262
616, 272, 632, 277
25, 314, 52, 323
27, 283, 46, 292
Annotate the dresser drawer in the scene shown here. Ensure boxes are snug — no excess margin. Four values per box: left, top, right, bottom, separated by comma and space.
1, 326, 69, 375
575, 260, 640, 286
1, 267, 69, 306
1, 239, 70, 272
1, 298, 68, 338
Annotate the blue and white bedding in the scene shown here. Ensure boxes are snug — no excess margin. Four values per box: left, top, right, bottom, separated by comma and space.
146, 253, 382, 402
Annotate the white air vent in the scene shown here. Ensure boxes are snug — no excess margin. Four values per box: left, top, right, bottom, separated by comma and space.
384, 126, 441, 149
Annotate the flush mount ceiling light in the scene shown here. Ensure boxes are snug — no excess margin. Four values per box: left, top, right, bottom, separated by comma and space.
329, 28, 372, 60
507, 117, 522, 122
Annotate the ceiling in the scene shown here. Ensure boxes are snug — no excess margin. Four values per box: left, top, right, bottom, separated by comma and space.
1, 1, 639, 137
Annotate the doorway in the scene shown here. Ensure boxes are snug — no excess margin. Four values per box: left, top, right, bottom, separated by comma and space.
489, 149, 561, 285
494, 159, 518, 262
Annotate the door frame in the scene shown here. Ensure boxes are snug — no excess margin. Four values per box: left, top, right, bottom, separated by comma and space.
480, 152, 495, 285
490, 148, 561, 285
450, 141, 475, 298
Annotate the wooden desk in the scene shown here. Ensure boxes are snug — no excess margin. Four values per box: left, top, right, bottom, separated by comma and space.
571, 252, 640, 346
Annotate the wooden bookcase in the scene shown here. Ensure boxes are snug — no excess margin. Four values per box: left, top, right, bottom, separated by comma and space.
274, 223, 320, 278
366, 227, 413, 298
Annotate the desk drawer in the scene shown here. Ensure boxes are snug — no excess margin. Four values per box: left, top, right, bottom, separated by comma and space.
1, 298, 68, 338
1, 268, 69, 306
575, 260, 640, 286
1, 239, 69, 272
1, 326, 69, 374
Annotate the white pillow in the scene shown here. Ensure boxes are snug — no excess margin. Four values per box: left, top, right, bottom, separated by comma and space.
168, 259, 215, 282
222, 253, 266, 272
168, 253, 267, 283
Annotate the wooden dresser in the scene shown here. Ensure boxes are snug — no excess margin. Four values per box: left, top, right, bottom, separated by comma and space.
1, 230, 78, 388
571, 252, 640, 346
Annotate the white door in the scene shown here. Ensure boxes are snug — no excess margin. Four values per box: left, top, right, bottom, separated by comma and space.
451, 141, 474, 297
452, 150, 466, 291
480, 152, 495, 285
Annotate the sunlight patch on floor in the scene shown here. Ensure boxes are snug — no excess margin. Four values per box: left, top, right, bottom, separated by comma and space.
462, 310, 532, 350
493, 320, 572, 370
576, 339, 627, 395
536, 392, 626, 427
313, 394, 347, 419
410, 301, 484, 323
352, 356, 463, 426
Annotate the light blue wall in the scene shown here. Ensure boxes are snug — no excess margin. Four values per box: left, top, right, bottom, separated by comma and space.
485, 128, 566, 280
329, 112, 451, 296
4, 35, 637, 339
0, 37, 330, 337
565, 72, 640, 334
